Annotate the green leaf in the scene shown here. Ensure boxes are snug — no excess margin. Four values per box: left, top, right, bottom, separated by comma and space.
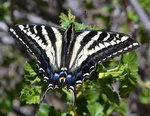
87, 102, 104, 116
139, 84, 150, 104
0, 98, 12, 115
127, 10, 138, 22
121, 51, 139, 78
36, 104, 58, 116
24, 59, 41, 83
36, 104, 50, 116
59, 9, 102, 30
20, 86, 41, 104
0, 2, 10, 20
24, 58, 39, 75
139, 93, 150, 104
118, 51, 139, 98
83, 90, 100, 103
99, 82, 120, 105
138, 0, 150, 12
98, 69, 123, 79
112, 101, 127, 116
119, 74, 136, 98
103, 101, 116, 115
98, 59, 123, 80
59, 9, 76, 29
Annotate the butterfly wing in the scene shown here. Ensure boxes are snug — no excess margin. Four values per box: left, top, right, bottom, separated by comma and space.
68, 30, 139, 85
9, 24, 139, 89
9, 24, 65, 80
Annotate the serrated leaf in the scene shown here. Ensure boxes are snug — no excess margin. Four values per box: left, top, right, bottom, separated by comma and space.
74, 23, 87, 30
59, 9, 75, 29
24, 59, 41, 83
24, 59, 38, 75
24, 75, 41, 83
121, 51, 139, 78
68, 9, 76, 21
118, 51, 139, 98
59, 9, 102, 31
20, 86, 41, 104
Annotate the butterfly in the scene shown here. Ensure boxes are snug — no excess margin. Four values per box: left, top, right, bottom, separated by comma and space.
9, 23, 139, 98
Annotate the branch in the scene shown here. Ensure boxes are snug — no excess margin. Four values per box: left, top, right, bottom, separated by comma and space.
129, 0, 150, 35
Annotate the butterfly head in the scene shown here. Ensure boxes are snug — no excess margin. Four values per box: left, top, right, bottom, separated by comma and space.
59, 71, 72, 83
59, 71, 67, 83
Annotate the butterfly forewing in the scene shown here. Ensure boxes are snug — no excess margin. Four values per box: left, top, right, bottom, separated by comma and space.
9, 24, 65, 73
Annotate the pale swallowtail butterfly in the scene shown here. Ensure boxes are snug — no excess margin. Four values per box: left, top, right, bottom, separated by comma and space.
9, 23, 139, 97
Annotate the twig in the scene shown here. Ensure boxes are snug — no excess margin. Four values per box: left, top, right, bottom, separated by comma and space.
10, 0, 15, 24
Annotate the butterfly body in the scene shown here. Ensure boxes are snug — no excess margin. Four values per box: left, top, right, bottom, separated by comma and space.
9, 23, 139, 93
